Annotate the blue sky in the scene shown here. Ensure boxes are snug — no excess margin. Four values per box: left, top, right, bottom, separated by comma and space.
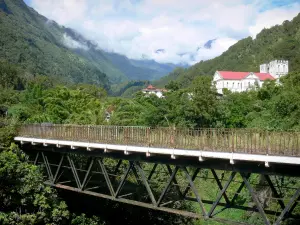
25, 0, 300, 65
24, 0, 31, 5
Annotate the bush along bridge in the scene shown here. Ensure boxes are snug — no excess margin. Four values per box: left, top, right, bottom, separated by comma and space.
14, 124, 300, 225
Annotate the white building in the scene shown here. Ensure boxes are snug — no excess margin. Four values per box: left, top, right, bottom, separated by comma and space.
213, 60, 288, 94
142, 85, 167, 98
260, 60, 289, 79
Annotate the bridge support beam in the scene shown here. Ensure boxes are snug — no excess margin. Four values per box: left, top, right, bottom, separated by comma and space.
26, 149, 300, 225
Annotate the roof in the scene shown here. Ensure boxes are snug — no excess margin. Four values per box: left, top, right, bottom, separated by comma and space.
217, 71, 275, 81
142, 85, 167, 92
146, 85, 155, 89
254, 73, 275, 81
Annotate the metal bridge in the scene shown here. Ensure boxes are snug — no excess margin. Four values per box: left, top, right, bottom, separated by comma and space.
15, 124, 300, 225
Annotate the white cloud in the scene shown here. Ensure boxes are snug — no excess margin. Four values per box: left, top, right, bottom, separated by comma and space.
30, 0, 300, 65
63, 33, 89, 50
191, 38, 238, 64
249, 3, 300, 38
32, 0, 88, 24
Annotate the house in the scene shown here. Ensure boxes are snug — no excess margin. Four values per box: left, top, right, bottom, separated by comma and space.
142, 85, 167, 98
213, 60, 288, 94
105, 105, 115, 122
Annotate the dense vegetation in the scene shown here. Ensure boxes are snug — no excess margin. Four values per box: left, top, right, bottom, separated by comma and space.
1, 58, 300, 130
1, 2, 300, 224
0, 0, 177, 89
1, 59, 300, 224
0, 0, 111, 89
156, 13, 300, 88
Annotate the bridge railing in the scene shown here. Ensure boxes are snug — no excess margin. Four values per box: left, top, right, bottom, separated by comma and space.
17, 124, 300, 157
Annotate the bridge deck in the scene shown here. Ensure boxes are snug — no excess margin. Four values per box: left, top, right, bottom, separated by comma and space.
15, 124, 300, 166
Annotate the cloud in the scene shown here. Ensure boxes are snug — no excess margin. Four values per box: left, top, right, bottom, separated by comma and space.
62, 33, 89, 50
249, 3, 300, 38
29, 0, 300, 65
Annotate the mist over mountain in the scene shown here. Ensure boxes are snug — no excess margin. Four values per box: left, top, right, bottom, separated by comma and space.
0, 0, 181, 89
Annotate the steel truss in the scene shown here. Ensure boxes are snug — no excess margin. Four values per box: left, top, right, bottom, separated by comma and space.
31, 150, 299, 225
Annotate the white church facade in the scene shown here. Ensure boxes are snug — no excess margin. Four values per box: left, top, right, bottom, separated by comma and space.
213, 60, 289, 94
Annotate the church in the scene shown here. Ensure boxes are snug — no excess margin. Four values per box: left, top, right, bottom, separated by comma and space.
213, 60, 289, 94
142, 85, 167, 98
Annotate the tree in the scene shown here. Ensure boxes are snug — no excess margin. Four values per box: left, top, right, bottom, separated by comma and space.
189, 76, 218, 127
0, 144, 69, 225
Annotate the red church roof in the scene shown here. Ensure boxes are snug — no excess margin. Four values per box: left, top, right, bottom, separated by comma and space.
146, 85, 155, 89
254, 73, 275, 81
218, 71, 275, 81
142, 84, 167, 92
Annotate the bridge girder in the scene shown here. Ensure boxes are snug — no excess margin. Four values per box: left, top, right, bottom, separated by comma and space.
23, 146, 300, 225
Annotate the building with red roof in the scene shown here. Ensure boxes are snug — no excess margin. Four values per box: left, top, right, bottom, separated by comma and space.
142, 85, 167, 98
213, 60, 288, 94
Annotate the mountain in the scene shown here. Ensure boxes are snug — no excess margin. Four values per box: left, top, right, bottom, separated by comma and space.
0, 0, 110, 88
156, 13, 300, 88
64, 28, 179, 82
0, 0, 178, 89
203, 39, 217, 49
129, 58, 179, 79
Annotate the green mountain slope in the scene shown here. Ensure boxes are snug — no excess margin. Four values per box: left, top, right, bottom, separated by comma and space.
156, 13, 300, 88
0, 0, 111, 88
61, 28, 181, 82
128, 58, 178, 80
63, 28, 127, 84
0, 0, 179, 89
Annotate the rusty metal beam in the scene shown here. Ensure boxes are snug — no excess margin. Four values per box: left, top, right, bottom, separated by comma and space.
34, 152, 40, 165
264, 175, 285, 210
274, 188, 300, 225
131, 162, 142, 185
182, 167, 207, 217
229, 173, 250, 206
115, 162, 133, 198
48, 182, 251, 225
166, 165, 183, 198
67, 156, 81, 189
53, 155, 65, 184
241, 173, 271, 225
23, 148, 300, 225
208, 171, 236, 217
81, 158, 94, 190
135, 161, 157, 205
157, 166, 179, 206
41, 152, 53, 181
211, 169, 230, 205
111, 159, 122, 181
147, 163, 158, 181
183, 168, 200, 197
97, 158, 115, 196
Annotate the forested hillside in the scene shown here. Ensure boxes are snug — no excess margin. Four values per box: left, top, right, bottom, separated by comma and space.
156, 13, 300, 88
1, 59, 300, 224
64, 28, 179, 82
1, 1, 300, 224
0, 0, 177, 89
0, 0, 112, 88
